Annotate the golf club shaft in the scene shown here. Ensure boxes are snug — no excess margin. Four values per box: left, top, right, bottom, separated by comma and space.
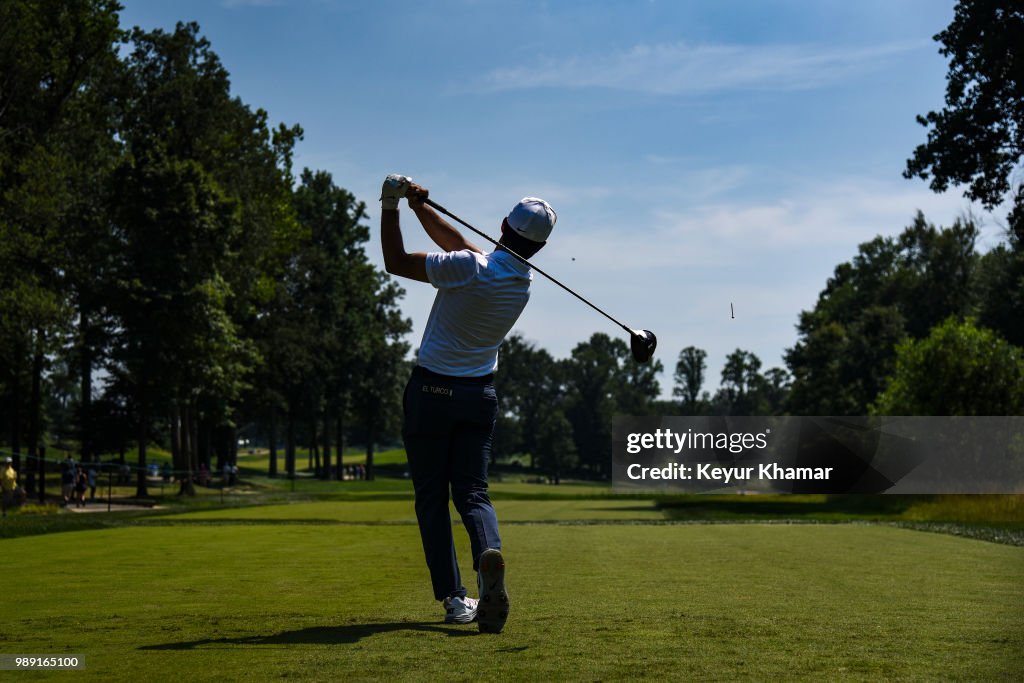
422, 197, 633, 335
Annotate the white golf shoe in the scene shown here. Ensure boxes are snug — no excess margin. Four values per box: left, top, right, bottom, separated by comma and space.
477, 548, 509, 633
443, 595, 478, 624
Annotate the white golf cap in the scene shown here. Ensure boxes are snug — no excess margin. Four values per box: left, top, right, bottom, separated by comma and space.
507, 197, 557, 243
3, 456, 11, 463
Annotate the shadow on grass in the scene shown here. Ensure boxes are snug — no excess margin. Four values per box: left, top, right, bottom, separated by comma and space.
582, 505, 660, 513
658, 495, 921, 521
139, 621, 479, 649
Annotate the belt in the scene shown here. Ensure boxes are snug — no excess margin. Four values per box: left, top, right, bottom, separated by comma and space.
412, 365, 494, 384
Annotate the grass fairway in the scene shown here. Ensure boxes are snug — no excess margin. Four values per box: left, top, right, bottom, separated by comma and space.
1, 497, 1022, 681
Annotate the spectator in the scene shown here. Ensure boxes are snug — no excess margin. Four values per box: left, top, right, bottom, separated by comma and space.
230, 463, 239, 486
222, 462, 231, 487
87, 464, 98, 501
162, 461, 173, 484
75, 465, 88, 507
2, 456, 17, 517
119, 462, 131, 485
62, 458, 77, 506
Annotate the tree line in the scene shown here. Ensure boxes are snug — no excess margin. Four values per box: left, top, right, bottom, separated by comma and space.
492, 208, 1023, 483
2, 1, 1022, 489
0, 3, 409, 496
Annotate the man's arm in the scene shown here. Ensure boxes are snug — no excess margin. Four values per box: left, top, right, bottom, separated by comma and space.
381, 208, 429, 282
379, 174, 429, 282
407, 186, 484, 255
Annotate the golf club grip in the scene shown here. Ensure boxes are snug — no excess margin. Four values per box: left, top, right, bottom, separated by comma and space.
422, 198, 632, 335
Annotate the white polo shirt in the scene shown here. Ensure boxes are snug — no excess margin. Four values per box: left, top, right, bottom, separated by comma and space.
419, 249, 532, 377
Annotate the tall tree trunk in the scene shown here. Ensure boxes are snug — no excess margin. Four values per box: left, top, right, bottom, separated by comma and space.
365, 413, 375, 481
307, 414, 313, 472
213, 422, 223, 472
229, 424, 238, 474
19, 342, 35, 497
10, 341, 23, 474
286, 410, 296, 478
268, 408, 278, 477
310, 415, 320, 477
79, 307, 92, 463
178, 402, 189, 494
22, 343, 42, 495
321, 404, 332, 480
335, 411, 344, 482
37, 444, 45, 503
187, 405, 198, 494
136, 403, 148, 498
178, 402, 195, 496
27, 340, 43, 494
169, 403, 181, 489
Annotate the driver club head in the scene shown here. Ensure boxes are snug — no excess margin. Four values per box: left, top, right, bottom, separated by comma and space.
629, 329, 657, 363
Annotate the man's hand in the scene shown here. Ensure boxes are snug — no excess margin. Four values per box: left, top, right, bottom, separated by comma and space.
404, 184, 483, 255
380, 174, 412, 210
406, 182, 429, 211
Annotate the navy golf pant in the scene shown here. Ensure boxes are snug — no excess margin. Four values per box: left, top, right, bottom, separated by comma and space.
403, 366, 502, 601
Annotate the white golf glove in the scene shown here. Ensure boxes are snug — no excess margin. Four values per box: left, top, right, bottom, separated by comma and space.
380, 174, 412, 210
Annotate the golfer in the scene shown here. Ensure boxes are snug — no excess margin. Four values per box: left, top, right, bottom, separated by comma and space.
379, 174, 556, 633
2, 456, 17, 517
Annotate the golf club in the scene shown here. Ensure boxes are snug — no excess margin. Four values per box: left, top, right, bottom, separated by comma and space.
419, 195, 658, 363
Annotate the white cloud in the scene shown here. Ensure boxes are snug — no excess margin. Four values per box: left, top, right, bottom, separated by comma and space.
477, 41, 923, 95
540, 177, 985, 274
653, 179, 983, 249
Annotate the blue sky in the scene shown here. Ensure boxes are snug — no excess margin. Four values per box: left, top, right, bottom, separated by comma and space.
120, 0, 1004, 398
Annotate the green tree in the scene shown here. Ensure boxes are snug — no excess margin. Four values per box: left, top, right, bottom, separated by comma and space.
109, 151, 249, 495
871, 317, 1024, 415
563, 332, 663, 477
0, 0, 123, 478
534, 408, 576, 485
256, 168, 371, 478
760, 367, 792, 415
259, 283, 316, 480
252, 168, 408, 481
710, 349, 788, 415
563, 336, 618, 477
494, 333, 562, 468
716, 349, 761, 414
673, 346, 707, 414
110, 22, 293, 495
904, 0, 1024, 243
614, 343, 663, 416
786, 213, 977, 415
350, 275, 411, 480
973, 244, 1024, 347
